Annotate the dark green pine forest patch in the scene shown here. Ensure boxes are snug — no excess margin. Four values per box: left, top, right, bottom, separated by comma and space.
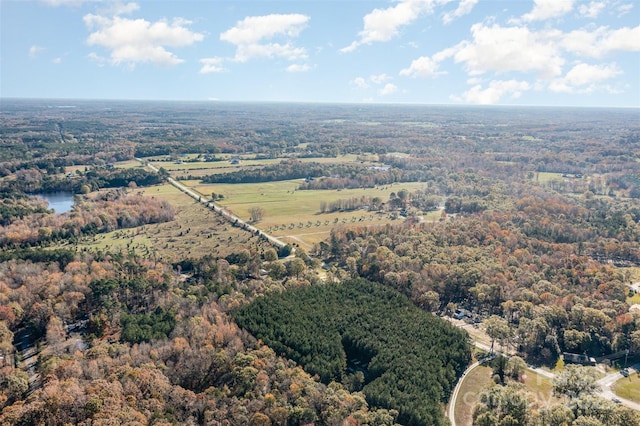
234, 278, 471, 426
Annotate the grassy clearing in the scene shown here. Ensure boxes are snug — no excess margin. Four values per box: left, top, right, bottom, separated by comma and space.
71, 184, 274, 262
113, 160, 141, 169
628, 293, 640, 304
613, 372, 640, 403
522, 370, 555, 408
190, 180, 435, 249
148, 154, 366, 173
451, 364, 557, 426
453, 365, 493, 426
147, 154, 379, 179
535, 172, 563, 183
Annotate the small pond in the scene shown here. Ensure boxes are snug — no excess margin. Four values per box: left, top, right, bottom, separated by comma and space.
34, 192, 75, 214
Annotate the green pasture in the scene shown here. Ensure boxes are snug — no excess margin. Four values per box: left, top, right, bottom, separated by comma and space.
613, 373, 640, 403
194, 180, 429, 218
191, 180, 434, 248
452, 365, 556, 426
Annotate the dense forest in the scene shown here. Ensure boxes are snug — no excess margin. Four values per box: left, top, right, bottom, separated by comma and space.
323, 185, 639, 361
0, 100, 639, 425
235, 279, 471, 425
0, 252, 405, 425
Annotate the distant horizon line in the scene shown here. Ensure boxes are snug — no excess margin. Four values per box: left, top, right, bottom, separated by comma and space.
1, 97, 638, 110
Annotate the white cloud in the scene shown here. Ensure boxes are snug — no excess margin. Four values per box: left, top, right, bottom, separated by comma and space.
341, 0, 446, 53
453, 24, 564, 78
561, 25, 640, 58
617, 3, 634, 16
220, 14, 309, 63
83, 11, 204, 66
522, 0, 577, 22
221, 14, 308, 45
564, 62, 620, 85
462, 79, 530, 104
29, 45, 45, 58
400, 56, 444, 77
380, 83, 399, 95
370, 73, 391, 84
87, 52, 107, 66
287, 63, 311, 72
199, 57, 225, 74
353, 74, 398, 93
443, 0, 478, 24
108, 2, 140, 16
52, 57, 62, 64
549, 62, 621, 92
578, 1, 606, 18
353, 77, 370, 89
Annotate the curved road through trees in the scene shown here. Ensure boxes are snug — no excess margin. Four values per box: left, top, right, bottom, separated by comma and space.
447, 359, 483, 426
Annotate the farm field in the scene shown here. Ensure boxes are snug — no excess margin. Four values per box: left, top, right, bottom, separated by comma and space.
71, 183, 273, 262
191, 180, 440, 249
149, 154, 381, 178
113, 157, 443, 251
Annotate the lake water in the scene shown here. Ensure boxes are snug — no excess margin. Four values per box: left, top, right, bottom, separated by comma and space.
35, 192, 75, 214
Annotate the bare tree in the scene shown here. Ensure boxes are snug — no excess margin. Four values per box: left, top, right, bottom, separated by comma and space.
248, 206, 266, 223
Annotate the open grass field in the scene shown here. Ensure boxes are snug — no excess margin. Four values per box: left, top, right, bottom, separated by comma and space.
613, 372, 640, 403
536, 172, 564, 183
83, 156, 444, 254
190, 180, 439, 249
145, 154, 380, 178
452, 364, 557, 426
453, 365, 493, 426
148, 153, 367, 171
522, 369, 555, 408
70, 184, 273, 262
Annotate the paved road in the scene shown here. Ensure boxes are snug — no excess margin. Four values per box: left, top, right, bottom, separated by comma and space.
447, 359, 483, 426
596, 363, 640, 411
140, 159, 289, 250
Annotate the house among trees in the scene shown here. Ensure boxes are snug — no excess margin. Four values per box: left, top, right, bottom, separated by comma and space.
562, 352, 596, 366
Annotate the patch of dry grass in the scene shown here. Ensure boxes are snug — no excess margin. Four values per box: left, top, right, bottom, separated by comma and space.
454, 365, 493, 426
71, 184, 274, 262
613, 372, 640, 403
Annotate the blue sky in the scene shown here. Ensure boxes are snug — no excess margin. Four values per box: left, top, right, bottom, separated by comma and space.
1, 0, 639, 106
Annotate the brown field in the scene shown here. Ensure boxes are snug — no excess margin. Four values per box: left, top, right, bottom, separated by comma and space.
454, 365, 493, 426
71, 184, 274, 262
452, 363, 556, 426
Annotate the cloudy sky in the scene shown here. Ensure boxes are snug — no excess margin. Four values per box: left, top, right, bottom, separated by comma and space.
2, 0, 639, 106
